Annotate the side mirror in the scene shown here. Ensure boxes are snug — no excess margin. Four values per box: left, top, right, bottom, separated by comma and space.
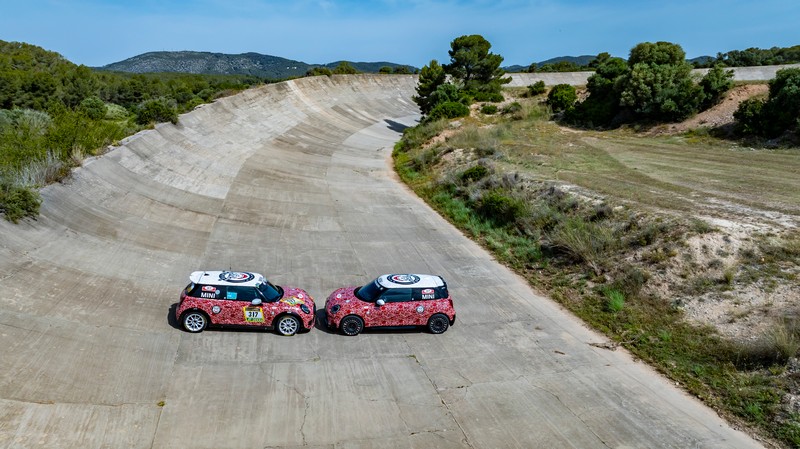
376, 299, 385, 306
251, 298, 263, 305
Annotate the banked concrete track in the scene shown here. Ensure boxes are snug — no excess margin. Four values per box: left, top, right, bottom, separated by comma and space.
0, 75, 761, 449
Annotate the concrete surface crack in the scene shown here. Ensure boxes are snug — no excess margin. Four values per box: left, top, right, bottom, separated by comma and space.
531, 380, 612, 448
258, 364, 310, 446
406, 337, 476, 449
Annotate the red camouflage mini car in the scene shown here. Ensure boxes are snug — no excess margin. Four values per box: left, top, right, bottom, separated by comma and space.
176, 270, 315, 336
325, 274, 456, 336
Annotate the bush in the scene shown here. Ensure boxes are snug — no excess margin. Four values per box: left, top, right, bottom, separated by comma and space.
481, 104, 498, 115
527, 81, 546, 96
547, 217, 615, 268
427, 101, 470, 121
136, 98, 178, 125
460, 164, 489, 182
0, 183, 41, 223
734, 98, 766, 135
472, 91, 504, 102
501, 102, 522, 115
79, 96, 107, 120
104, 103, 130, 121
547, 84, 578, 113
700, 65, 734, 108
476, 189, 527, 226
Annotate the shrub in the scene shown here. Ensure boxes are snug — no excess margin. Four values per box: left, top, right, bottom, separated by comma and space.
527, 81, 546, 96
501, 102, 522, 115
472, 91, 504, 102
427, 101, 470, 121
700, 65, 734, 108
104, 103, 130, 121
547, 84, 577, 113
476, 189, 527, 226
734, 98, 766, 135
0, 183, 41, 223
548, 217, 615, 268
79, 96, 107, 120
136, 98, 178, 125
460, 164, 489, 182
481, 104, 498, 114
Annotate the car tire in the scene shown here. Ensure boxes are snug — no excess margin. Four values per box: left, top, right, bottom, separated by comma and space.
340, 315, 364, 336
182, 311, 208, 333
427, 313, 449, 334
276, 315, 301, 336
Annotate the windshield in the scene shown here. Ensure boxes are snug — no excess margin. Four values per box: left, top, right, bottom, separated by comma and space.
355, 279, 384, 302
257, 281, 284, 302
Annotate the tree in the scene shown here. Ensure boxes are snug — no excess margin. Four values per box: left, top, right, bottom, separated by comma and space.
444, 34, 510, 93
393, 66, 411, 75
305, 67, 332, 77
136, 98, 178, 125
566, 54, 626, 127
79, 96, 107, 120
589, 52, 612, 69
378, 66, 393, 74
736, 68, 800, 137
699, 64, 734, 108
619, 42, 704, 121
332, 62, 359, 75
413, 60, 447, 115
547, 84, 577, 112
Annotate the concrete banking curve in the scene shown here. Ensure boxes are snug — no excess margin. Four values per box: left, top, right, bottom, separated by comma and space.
0, 74, 762, 448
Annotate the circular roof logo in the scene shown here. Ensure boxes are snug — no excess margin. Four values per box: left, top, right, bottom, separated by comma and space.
387, 274, 420, 285
219, 271, 255, 283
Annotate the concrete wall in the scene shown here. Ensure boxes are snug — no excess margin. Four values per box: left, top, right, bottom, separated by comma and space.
506, 63, 800, 86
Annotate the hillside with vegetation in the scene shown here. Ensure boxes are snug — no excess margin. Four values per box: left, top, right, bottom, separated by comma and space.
400, 35, 800, 448
99, 51, 416, 78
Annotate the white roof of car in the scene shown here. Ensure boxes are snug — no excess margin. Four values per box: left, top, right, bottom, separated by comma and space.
376, 274, 445, 289
189, 271, 266, 287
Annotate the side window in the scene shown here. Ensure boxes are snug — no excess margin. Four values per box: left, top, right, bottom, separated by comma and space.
190, 284, 225, 300
227, 286, 258, 302
380, 288, 412, 303
412, 288, 440, 300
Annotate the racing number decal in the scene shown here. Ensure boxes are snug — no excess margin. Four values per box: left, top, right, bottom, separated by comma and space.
243, 306, 265, 323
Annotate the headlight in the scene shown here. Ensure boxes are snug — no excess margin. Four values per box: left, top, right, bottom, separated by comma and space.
330, 304, 341, 314
300, 304, 311, 314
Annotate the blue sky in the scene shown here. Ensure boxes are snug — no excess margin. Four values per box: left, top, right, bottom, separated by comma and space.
2, 0, 798, 68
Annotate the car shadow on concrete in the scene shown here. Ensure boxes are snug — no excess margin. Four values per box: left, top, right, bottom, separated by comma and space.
313, 308, 433, 336
170, 303, 314, 335
384, 119, 410, 133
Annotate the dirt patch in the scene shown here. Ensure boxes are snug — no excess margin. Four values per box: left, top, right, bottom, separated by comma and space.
648, 84, 769, 135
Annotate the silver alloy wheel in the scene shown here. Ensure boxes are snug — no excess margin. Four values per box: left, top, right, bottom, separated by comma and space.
428, 314, 449, 334
277, 315, 300, 336
183, 312, 207, 333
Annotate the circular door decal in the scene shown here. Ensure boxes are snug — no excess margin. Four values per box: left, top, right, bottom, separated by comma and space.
211, 306, 221, 314
387, 274, 420, 285
416, 305, 425, 314
219, 271, 254, 283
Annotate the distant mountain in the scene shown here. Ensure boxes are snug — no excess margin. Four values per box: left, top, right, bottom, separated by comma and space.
98, 51, 416, 79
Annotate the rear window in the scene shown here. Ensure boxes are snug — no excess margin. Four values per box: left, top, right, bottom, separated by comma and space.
412, 286, 448, 300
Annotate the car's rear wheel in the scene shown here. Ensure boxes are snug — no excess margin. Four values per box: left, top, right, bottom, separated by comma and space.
276, 315, 300, 336
182, 311, 208, 333
427, 313, 449, 334
340, 315, 364, 336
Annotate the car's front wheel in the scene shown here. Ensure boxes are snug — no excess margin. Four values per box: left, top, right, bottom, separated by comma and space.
276, 315, 300, 336
340, 315, 364, 336
427, 313, 450, 334
182, 311, 208, 333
